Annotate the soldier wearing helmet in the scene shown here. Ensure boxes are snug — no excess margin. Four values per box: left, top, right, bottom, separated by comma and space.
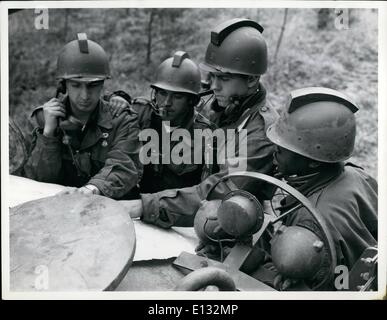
23, 33, 142, 199
261, 87, 378, 290
111, 51, 216, 193
125, 19, 278, 232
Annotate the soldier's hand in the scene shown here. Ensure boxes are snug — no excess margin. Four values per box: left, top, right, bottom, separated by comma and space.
42, 98, 66, 137
55, 185, 100, 196
77, 186, 99, 195
109, 95, 130, 117
55, 187, 77, 197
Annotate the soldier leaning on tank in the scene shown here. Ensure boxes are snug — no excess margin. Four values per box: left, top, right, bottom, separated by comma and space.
252, 87, 377, 290
22, 33, 142, 200
125, 19, 278, 229
109, 51, 217, 195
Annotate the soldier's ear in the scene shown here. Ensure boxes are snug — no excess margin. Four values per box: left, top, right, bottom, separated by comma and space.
247, 75, 260, 89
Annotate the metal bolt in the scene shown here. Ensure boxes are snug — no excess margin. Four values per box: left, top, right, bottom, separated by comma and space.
360, 272, 370, 281
313, 240, 324, 252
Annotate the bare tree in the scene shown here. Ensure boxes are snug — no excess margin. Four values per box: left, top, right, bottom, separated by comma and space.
63, 9, 70, 42
274, 8, 289, 63
146, 9, 155, 65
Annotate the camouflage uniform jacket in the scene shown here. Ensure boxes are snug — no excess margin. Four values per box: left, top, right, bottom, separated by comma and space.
131, 97, 217, 193
23, 97, 142, 199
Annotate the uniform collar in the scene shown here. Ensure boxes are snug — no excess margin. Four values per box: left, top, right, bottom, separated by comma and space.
77, 99, 113, 150
63, 97, 113, 130
280, 162, 345, 211
216, 83, 267, 127
242, 83, 267, 110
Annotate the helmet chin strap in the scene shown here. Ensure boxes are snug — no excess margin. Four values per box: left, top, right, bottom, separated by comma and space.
151, 89, 197, 119
281, 172, 320, 189
223, 87, 260, 115
223, 95, 242, 115
285, 172, 320, 181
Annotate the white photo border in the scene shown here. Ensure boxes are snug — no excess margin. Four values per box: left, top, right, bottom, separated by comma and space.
1, 0, 386, 300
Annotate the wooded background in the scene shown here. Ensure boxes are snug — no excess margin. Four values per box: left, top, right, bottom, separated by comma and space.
8, 8, 378, 178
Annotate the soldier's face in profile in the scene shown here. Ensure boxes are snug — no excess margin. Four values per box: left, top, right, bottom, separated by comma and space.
209, 73, 249, 107
155, 88, 193, 125
66, 79, 104, 114
273, 145, 313, 176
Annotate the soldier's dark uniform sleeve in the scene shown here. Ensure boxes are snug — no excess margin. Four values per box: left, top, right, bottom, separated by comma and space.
141, 106, 277, 228
88, 112, 142, 199
23, 105, 142, 200
23, 106, 65, 183
23, 127, 64, 183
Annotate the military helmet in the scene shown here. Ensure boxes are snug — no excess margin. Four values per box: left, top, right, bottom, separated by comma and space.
56, 33, 111, 81
200, 18, 267, 76
194, 200, 230, 244
271, 225, 325, 279
266, 87, 358, 163
151, 51, 201, 96
217, 190, 264, 238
